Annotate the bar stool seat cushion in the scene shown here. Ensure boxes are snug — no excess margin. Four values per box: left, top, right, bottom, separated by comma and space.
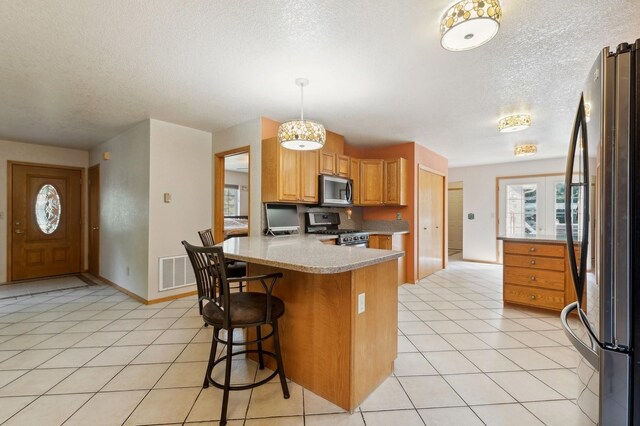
203, 292, 285, 327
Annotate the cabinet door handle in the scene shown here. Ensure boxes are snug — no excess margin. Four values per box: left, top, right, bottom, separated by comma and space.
530, 294, 537, 300
529, 247, 536, 252
530, 276, 536, 281
14, 229, 24, 234
529, 260, 536, 265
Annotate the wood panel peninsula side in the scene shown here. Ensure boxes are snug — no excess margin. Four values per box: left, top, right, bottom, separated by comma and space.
221, 235, 403, 412
497, 235, 580, 312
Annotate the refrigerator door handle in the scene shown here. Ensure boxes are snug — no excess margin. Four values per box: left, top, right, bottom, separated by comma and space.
561, 302, 599, 370
564, 94, 590, 305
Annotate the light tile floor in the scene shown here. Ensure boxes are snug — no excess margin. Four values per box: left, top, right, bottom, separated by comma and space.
0, 260, 596, 425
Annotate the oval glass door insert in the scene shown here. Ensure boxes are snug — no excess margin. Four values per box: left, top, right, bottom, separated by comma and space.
35, 184, 61, 234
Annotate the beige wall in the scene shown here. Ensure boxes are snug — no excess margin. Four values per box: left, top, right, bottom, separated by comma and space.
0, 139, 89, 283
147, 119, 212, 301
89, 121, 151, 299
211, 118, 262, 236
447, 182, 463, 251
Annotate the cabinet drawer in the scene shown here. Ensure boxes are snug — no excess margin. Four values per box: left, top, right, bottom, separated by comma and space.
503, 241, 565, 258
504, 266, 565, 290
504, 284, 565, 311
504, 254, 565, 272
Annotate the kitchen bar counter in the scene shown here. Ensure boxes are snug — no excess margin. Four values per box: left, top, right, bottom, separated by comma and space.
221, 234, 399, 412
221, 234, 402, 274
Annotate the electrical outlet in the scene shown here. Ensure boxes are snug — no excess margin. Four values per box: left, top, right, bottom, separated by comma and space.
358, 293, 366, 314
396, 212, 402, 220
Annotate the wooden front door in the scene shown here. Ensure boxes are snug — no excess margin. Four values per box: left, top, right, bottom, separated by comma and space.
88, 165, 100, 276
418, 168, 444, 279
10, 163, 82, 281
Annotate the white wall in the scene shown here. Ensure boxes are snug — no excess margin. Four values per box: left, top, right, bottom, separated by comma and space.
89, 121, 151, 299
449, 157, 595, 263
0, 139, 89, 283
212, 119, 262, 236
224, 170, 249, 216
147, 119, 212, 300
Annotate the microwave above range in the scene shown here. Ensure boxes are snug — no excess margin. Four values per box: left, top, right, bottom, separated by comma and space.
318, 175, 353, 207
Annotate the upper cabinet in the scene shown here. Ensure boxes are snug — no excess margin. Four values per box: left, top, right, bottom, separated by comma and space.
336, 154, 350, 178
360, 159, 384, 205
262, 137, 319, 204
320, 151, 336, 175
384, 158, 408, 206
350, 158, 361, 206
358, 158, 408, 206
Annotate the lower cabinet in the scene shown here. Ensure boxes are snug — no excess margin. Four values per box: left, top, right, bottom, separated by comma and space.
502, 241, 580, 311
369, 234, 406, 285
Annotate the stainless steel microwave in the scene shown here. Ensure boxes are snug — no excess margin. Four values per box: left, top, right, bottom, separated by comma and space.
318, 175, 353, 207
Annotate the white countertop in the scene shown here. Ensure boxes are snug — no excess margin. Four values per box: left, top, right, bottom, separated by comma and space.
220, 234, 403, 274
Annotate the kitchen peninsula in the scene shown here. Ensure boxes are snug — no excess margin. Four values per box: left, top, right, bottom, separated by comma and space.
221, 234, 403, 411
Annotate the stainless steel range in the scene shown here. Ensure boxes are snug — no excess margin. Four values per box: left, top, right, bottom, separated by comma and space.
305, 212, 369, 247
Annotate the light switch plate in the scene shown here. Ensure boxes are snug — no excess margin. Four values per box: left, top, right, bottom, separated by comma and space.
358, 293, 365, 314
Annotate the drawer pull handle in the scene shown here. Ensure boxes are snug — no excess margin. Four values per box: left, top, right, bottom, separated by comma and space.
530, 294, 537, 300
529, 247, 536, 252
530, 276, 536, 281
529, 260, 536, 265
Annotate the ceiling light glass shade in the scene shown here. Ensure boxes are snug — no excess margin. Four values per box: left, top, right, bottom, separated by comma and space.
440, 0, 502, 51
514, 143, 537, 157
498, 114, 532, 132
278, 119, 326, 151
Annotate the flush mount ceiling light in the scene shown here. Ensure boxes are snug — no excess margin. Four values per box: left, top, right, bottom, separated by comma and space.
514, 143, 538, 157
440, 0, 502, 51
498, 114, 532, 133
278, 78, 326, 151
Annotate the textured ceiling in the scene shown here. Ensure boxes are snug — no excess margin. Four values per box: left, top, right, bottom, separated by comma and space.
0, 1, 638, 166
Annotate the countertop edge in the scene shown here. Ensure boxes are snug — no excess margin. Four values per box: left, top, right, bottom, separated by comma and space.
227, 251, 403, 274
497, 235, 570, 245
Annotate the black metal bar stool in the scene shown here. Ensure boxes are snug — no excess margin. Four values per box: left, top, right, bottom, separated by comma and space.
182, 241, 289, 426
198, 228, 247, 291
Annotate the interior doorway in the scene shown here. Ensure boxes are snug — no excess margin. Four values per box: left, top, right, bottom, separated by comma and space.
447, 181, 463, 260
8, 162, 83, 281
214, 147, 250, 243
417, 166, 445, 279
88, 165, 100, 276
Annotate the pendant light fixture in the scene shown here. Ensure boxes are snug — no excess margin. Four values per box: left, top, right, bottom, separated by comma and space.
440, 0, 502, 51
278, 78, 326, 151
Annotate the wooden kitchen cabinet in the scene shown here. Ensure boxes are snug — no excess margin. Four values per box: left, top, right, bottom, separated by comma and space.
336, 154, 350, 177
502, 240, 581, 312
350, 158, 361, 205
320, 151, 336, 175
384, 158, 408, 206
360, 159, 384, 205
369, 233, 407, 285
262, 137, 319, 204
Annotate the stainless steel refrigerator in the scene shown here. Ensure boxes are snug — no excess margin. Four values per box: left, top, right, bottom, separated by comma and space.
561, 39, 639, 425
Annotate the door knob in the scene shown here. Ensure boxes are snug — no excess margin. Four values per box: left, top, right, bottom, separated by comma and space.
423, 227, 427, 230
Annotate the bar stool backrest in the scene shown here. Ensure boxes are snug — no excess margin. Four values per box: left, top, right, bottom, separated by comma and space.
182, 240, 231, 329
198, 228, 215, 247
